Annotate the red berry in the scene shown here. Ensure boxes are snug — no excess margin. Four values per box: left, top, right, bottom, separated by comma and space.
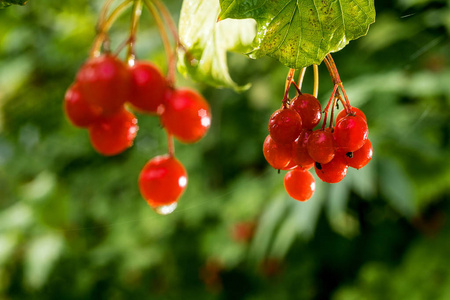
314, 155, 348, 183
307, 129, 335, 164
281, 159, 301, 171
128, 61, 167, 114
345, 139, 373, 169
88, 109, 138, 156
290, 94, 322, 130
64, 83, 102, 127
292, 129, 315, 168
336, 107, 366, 123
263, 135, 292, 170
76, 54, 131, 113
284, 169, 315, 201
268, 108, 302, 144
139, 155, 187, 207
161, 88, 211, 143
334, 115, 368, 152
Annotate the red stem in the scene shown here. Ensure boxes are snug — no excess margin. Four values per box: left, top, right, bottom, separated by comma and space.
322, 84, 338, 130
282, 69, 296, 108
329, 91, 340, 128
167, 133, 175, 156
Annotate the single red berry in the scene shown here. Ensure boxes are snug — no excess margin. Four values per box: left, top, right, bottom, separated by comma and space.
334, 115, 368, 152
128, 61, 168, 114
307, 129, 335, 164
314, 155, 348, 183
346, 139, 373, 169
263, 135, 292, 170
268, 108, 302, 144
139, 155, 187, 207
88, 109, 138, 156
284, 169, 315, 201
292, 129, 315, 168
76, 54, 131, 113
290, 94, 322, 130
336, 107, 366, 123
161, 88, 211, 143
64, 83, 102, 127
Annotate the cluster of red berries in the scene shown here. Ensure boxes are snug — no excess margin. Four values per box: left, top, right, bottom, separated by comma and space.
64, 53, 211, 213
263, 93, 373, 202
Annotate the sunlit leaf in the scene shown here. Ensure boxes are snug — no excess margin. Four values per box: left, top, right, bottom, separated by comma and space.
219, 0, 375, 69
270, 178, 325, 258
24, 233, 64, 289
0, 203, 33, 232
0, 233, 19, 265
249, 194, 288, 262
178, 0, 255, 91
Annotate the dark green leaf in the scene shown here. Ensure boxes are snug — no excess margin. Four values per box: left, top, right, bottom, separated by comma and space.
219, 0, 375, 68
0, 0, 28, 8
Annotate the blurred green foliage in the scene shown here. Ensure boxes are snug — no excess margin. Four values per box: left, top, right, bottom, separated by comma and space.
0, 0, 449, 299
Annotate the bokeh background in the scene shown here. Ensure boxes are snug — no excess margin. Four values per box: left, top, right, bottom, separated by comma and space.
1, 0, 450, 299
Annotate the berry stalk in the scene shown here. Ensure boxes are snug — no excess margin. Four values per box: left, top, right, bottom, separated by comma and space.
282, 68, 296, 108
143, 0, 177, 86
126, 0, 143, 63
167, 133, 175, 157
297, 67, 307, 92
90, 0, 133, 57
97, 0, 115, 31
323, 54, 352, 114
150, 0, 183, 85
322, 84, 338, 129
313, 64, 319, 98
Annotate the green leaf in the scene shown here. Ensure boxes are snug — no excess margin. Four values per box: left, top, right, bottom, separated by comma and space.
178, 0, 255, 91
219, 0, 375, 69
379, 158, 416, 218
24, 233, 64, 289
0, 0, 28, 8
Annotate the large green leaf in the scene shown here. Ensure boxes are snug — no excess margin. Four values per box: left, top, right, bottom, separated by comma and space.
219, 0, 375, 69
178, 0, 255, 91
0, 0, 28, 8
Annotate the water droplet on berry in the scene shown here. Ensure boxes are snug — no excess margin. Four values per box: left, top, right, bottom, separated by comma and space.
152, 202, 177, 215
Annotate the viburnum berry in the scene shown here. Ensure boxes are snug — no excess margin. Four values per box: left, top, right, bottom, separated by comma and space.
284, 169, 315, 201
76, 54, 131, 113
161, 88, 211, 143
307, 128, 335, 164
345, 139, 373, 169
314, 154, 348, 183
292, 129, 315, 169
290, 93, 322, 130
128, 61, 167, 114
268, 108, 302, 144
263, 135, 292, 170
139, 154, 187, 208
281, 159, 303, 171
336, 107, 367, 123
334, 115, 368, 152
64, 83, 102, 127
88, 108, 138, 156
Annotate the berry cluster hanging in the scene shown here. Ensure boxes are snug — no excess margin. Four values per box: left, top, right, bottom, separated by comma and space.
63, 0, 211, 214
263, 55, 373, 202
